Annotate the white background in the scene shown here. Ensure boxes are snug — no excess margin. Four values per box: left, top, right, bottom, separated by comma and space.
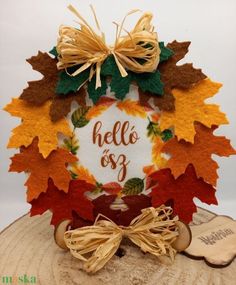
0, 0, 236, 230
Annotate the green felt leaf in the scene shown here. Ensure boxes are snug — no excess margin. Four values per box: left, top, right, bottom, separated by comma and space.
71, 106, 90, 128
122, 178, 144, 195
56, 67, 90, 95
49, 46, 58, 58
134, 71, 164, 95
87, 76, 107, 104
161, 129, 173, 142
159, 42, 174, 63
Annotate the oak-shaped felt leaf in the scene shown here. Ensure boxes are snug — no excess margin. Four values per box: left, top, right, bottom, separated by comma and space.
122, 178, 144, 195
71, 165, 97, 185
93, 194, 151, 226
19, 52, 86, 122
150, 164, 218, 223
71, 106, 90, 128
117, 99, 147, 118
162, 123, 236, 186
160, 79, 228, 142
30, 178, 94, 226
4, 99, 72, 157
9, 138, 77, 202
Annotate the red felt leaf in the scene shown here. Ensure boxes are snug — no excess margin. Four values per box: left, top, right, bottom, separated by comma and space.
102, 182, 122, 194
150, 164, 218, 223
30, 179, 94, 226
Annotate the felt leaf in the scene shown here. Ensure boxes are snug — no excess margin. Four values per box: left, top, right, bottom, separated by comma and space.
150, 164, 218, 223
117, 99, 147, 118
71, 106, 90, 128
87, 76, 108, 103
92, 194, 151, 226
71, 165, 97, 185
56, 67, 90, 94
49, 46, 58, 57
9, 138, 77, 201
30, 179, 94, 225
50, 89, 86, 122
162, 123, 236, 186
159, 42, 174, 63
101, 182, 122, 195
19, 52, 86, 122
160, 79, 228, 142
151, 137, 167, 169
134, 71, 163, 95
4, 99, 72, 157
122, 178, 144, 195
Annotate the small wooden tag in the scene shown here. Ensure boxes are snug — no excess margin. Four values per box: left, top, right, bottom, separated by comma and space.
184, 215, 236, 267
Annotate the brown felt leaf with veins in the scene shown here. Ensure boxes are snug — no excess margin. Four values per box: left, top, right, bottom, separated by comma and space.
162, 123, 236, 186
9, 138, 77, 202
4, 98, 72, 157
20, 51, 86, 121
139, 41, 206, 111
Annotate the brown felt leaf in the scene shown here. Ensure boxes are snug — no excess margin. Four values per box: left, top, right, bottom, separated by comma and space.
139, 41, 206, 111
20, 51, 86, 121
162, 123, 236, 186
4, 98, 72, 157
9, 138, 77, 202
30, 178, 94, 226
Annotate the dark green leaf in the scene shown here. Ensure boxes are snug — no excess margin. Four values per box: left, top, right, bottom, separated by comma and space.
159, 42, 174, 63
71, 106, 90, 128
101, 56, 117, 76
70, 171, 78, 180
122, 178, 144, 195
161, 129, 173, 142
87, 76, 107, 104
134, 71, 164, 95
147, 121, 162, 138
49, 46, 58, 58
56, 67, 90, 94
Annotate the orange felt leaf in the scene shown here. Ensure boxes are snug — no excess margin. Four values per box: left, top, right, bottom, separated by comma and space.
72, 165, 97, 185
152, 137, 167, 169
162, 123, 236, 186
116, 99, 147, 118
9, 139, 77, 202
4, 99, 72, 157
160, 79, 228, 143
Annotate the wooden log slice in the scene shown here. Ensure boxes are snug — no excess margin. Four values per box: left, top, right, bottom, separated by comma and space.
0, 208, 235, 285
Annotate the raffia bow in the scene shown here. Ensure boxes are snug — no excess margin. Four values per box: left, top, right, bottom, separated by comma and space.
56, 5, 161, 89
64, 205, 179, 273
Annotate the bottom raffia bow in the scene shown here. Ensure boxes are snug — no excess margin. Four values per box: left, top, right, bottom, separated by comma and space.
56, 205, 191, 273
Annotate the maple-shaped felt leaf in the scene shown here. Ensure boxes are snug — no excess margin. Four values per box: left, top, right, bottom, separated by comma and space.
150, 164, 218, 223
19, 51, 86, 121
9, 139, 77, 201
160, 79, 228, 142
30, 178, 94, 225
139, 41, 207, 112
162, 123, 236, 186
4, 99, 72, 157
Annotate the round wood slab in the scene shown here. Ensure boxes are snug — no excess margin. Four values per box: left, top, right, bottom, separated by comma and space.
0, 208, 235, 285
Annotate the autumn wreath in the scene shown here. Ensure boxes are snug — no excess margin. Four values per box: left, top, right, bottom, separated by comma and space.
4, 5, 235, 232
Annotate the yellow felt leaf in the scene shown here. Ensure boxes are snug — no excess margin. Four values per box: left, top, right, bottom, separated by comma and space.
160, 79, 228, 142
117, 99, 147, 118
72, 165, 97, 185
4, 99, 72, 158
85, 105, 109, 120
151, 137, 167, 168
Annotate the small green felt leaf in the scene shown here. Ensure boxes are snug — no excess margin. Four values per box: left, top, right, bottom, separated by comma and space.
87, 76, 107, 104
56, 67, 90, 95
49, 46, 58, 58
161, 129, 173, 142
134, 71, 164, 95
159, 42, 174, 63
122, 178, 144, 195
71, 106, 90, 128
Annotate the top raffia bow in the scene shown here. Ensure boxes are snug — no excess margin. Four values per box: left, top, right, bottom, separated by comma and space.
56, 5, 160, 89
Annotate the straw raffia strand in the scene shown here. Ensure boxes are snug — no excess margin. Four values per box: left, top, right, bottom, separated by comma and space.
64, 205, 178, 274
56, 5, 160, 89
